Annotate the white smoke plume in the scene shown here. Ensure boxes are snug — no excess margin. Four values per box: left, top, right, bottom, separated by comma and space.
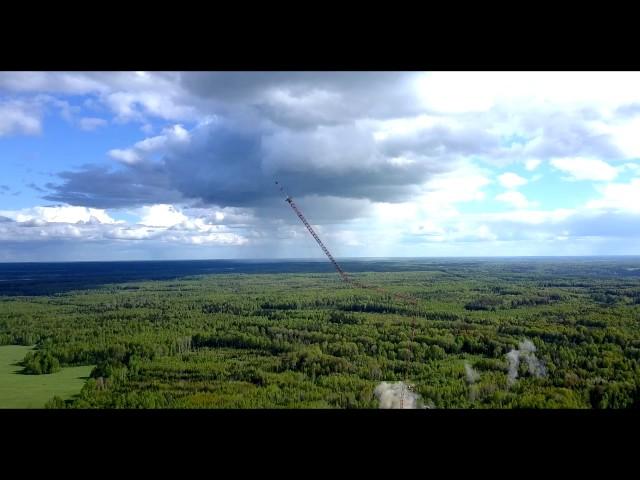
464, 362, 481, 402
374, 381, 425, 409
505, 339, 546, 386
519, 339, 536, 354
519, 339, 547, 377
465, 362, 480, 384
506, 349, 521, 386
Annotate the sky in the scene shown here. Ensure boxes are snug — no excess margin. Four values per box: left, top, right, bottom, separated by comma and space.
1, 71, 640, 261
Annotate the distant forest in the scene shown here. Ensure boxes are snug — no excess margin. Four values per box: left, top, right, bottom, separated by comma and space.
1, 259, 640, 408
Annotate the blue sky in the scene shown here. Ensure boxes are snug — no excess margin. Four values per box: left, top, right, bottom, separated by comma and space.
1, 72, 640, 261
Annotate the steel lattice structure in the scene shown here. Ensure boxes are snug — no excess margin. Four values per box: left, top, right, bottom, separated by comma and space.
276, 181, 417, 306
277, 181, 421, 408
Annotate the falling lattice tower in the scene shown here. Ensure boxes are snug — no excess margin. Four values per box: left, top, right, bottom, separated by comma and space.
276, 181, 417, 305
276, 181, 421, 408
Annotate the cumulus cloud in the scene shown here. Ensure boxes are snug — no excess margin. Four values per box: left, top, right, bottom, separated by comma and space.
586, 116, 640, 158
586, 178, 640, 213
616, 103, 640, 117
5, 72, 640, 258
48, 116, 466, 213
138, 204, 188, 227
0, 204, 247, 247
374, 116, 502, 159
2, 72, 638, 149
495, 191, 535, 209
2, 72, 423, 128
1, 71, 196, 123
0, 72, 108, 94
79, 117, 107, 131
498, 172, 528, 189
109, 124, 190, 165
180, 72, 425, 127
525, 159, 542, 171
20, 73, 639, 212
0, 205, 118, 224
490, 113, 617, 164
7, 71, 640, 123
0, 100, 42, 136
391, 169, 640, 250
44, 163, 184, 208
414, 72, 640, 115
550, 157, 619, 181
108, 149, 141, 165
405, 198, 640, 252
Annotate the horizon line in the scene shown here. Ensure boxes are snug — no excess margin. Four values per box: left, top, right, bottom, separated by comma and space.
2, 254, 640, 265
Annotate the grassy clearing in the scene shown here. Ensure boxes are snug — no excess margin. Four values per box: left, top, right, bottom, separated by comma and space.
0, 345, 93, 408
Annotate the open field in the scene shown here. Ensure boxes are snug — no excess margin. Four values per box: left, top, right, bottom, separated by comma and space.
1, 258, 639, 408
0, 345, 93, 408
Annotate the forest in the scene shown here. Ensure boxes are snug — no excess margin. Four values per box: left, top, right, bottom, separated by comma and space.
1, 258, 639, 409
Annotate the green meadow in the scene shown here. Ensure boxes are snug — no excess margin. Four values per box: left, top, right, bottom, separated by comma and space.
0, 345, 92, 408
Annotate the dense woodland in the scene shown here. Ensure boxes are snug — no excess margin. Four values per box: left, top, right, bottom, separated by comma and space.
1, 259, 640, 408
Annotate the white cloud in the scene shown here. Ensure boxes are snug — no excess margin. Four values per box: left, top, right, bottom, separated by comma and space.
414, 72, 640, 114
409, 219, 446, 237
495, 191, 535, 209
367, 163, 493, 245
6, 71, 640, 123
0, 72, 108, 95
108, 148, 141, 164
480, 208, 575, 225
525, 159, 542, 171
550, 157, 619, 181
138, 204, 189, 227
587, 116, 640, 158
372, 114, 458, 141
136, 125, 189, 151
388, 156, 417, 167
0, 203, 248, 247
106, 90, 196, 123
79, 117, 107, 131
0, 206, 118, 224
422, 163, 491, 207
587, 178, 640, 213
0, 101, 41, 136
377, 163, 494, 242
498, 172, 528, 189
622, 163, 640, 172
105, 226, 156, 240
166, 232, 248, 245
6, 72, 640, 259
108, 124, 190, 165
262, 124, 380, 174
0, 72, 198, 125
374, 201, 419, 224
